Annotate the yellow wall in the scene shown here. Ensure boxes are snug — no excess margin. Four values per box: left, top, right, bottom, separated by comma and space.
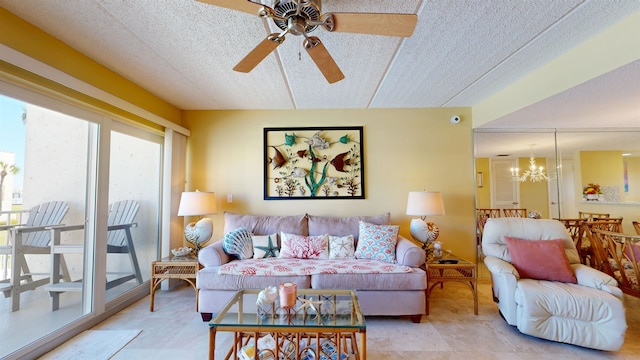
580, 151, 625, 191
183, 108, 478, 261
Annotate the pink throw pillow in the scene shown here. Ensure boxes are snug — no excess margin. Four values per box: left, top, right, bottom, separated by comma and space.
279, 233, 329, 259
505, 236, 577, 284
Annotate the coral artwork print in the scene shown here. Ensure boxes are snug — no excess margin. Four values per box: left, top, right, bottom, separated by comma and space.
264, 127, 364, 199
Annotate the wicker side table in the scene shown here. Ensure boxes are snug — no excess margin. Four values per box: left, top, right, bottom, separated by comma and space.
150, 254, 199, 311
425, 253, 477, 315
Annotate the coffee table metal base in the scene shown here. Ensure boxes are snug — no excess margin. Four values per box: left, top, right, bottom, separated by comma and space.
209, 327, 365, 360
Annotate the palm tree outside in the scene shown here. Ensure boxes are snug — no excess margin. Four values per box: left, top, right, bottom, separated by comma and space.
0, 161, 19, 213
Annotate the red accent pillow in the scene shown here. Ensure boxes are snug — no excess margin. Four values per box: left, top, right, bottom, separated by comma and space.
505, 236, 577, 284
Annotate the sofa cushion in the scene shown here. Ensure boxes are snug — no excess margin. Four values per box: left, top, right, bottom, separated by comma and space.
307, 213, 390, 240
355, 221, 399, 264
279, 233, 329, 259
223, 212, 309, 239
252, 233, 279, 259
197, 266, 311, 290
328, 235, 355, 259
218, 258, 413, 276
311, 268, 426, 290
222, 227, 254, 260
506, 236, 577, 284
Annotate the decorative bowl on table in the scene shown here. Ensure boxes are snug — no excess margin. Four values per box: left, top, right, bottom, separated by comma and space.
171, 247, 192, 257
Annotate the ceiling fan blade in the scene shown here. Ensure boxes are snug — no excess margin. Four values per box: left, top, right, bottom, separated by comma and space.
196, 0, 266, 16
233, 34, 285, 73
304, 37, 345, 84
329, 13, 418, 37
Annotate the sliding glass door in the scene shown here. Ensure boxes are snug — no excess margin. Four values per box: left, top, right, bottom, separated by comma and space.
105, 125, 162, 302
0, 83, 163, 358
0, 92, 98, 355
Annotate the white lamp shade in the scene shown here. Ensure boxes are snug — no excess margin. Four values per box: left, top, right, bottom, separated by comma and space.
177, 191, 217, 216
406, 191, 445, 216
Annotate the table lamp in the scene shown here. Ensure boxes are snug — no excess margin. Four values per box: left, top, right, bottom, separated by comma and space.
406, 191, 445, 259
178, 190, 217, 253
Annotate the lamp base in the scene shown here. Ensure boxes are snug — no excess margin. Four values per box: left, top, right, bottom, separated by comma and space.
409, 218, 440, 243
184, 217, 213, 253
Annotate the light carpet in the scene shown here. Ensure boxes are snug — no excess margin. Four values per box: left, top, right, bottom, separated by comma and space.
39, 329, 142, 360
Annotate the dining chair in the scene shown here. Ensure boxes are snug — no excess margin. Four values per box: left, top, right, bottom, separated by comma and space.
579, 211, 610, 221
502, 208, 527, 217
555, 218, 587, 264
633, 221, 640, 235
581, 218, 624, 267
587, 228, 640, 298
476, 208, 501, 218
476, 209, 501, 246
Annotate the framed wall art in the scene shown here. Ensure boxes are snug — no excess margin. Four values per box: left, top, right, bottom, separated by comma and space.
264, 126, 364, 200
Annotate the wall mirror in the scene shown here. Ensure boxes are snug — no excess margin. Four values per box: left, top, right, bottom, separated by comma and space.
474, 128, 640, 276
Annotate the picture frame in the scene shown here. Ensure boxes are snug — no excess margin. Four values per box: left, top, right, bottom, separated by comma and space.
264, 126, 364, 200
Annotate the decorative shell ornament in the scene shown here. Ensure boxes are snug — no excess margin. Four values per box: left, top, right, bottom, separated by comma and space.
409, 218, 440, 244
528, 210, 542, 219
256, 286, 278, 306
184, 218, 214, 250
171, 247, 192, 257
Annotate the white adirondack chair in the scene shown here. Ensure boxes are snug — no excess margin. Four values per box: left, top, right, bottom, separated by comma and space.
46, 200, 143, 310
0, 201, 71, 311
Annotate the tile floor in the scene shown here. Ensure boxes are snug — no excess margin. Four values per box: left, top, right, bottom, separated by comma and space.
88, 280, 639, 360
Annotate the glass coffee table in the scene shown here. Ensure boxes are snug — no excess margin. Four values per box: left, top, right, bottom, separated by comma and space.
209, 289, 366, 360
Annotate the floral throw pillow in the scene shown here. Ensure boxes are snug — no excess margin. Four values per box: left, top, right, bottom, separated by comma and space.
355, 221, 399, 264
329, 235, 355, 259
252, 233, 279, 259
279, 232, 329, 260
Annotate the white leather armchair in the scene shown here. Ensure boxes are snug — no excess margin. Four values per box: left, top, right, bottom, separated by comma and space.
482, 217, 627, 351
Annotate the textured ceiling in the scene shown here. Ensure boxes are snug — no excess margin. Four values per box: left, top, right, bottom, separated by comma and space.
0, 0, 638, 140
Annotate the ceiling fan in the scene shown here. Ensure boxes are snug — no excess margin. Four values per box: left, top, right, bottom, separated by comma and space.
197, 0, 418, 83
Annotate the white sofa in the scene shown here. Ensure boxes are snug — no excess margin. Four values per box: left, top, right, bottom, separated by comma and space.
482, 217, 627, 351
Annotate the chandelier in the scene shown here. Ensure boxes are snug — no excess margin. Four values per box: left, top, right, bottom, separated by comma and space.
510, 147, 549, 183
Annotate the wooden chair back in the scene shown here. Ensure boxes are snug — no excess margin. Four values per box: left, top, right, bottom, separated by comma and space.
584, 218, 624, 233
555, 218, 587, 263
587, 228, 640, 297
21, 201, 69, 247
476, 208, 501, 218
579, 211, 610, 221
476, 209, 501, 246
503, 208, 527, 217
633, 221, 640, 236
106, 200, 139, 247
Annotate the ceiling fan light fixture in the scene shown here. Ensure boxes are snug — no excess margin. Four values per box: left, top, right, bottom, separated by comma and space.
274, 0, 320, 34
